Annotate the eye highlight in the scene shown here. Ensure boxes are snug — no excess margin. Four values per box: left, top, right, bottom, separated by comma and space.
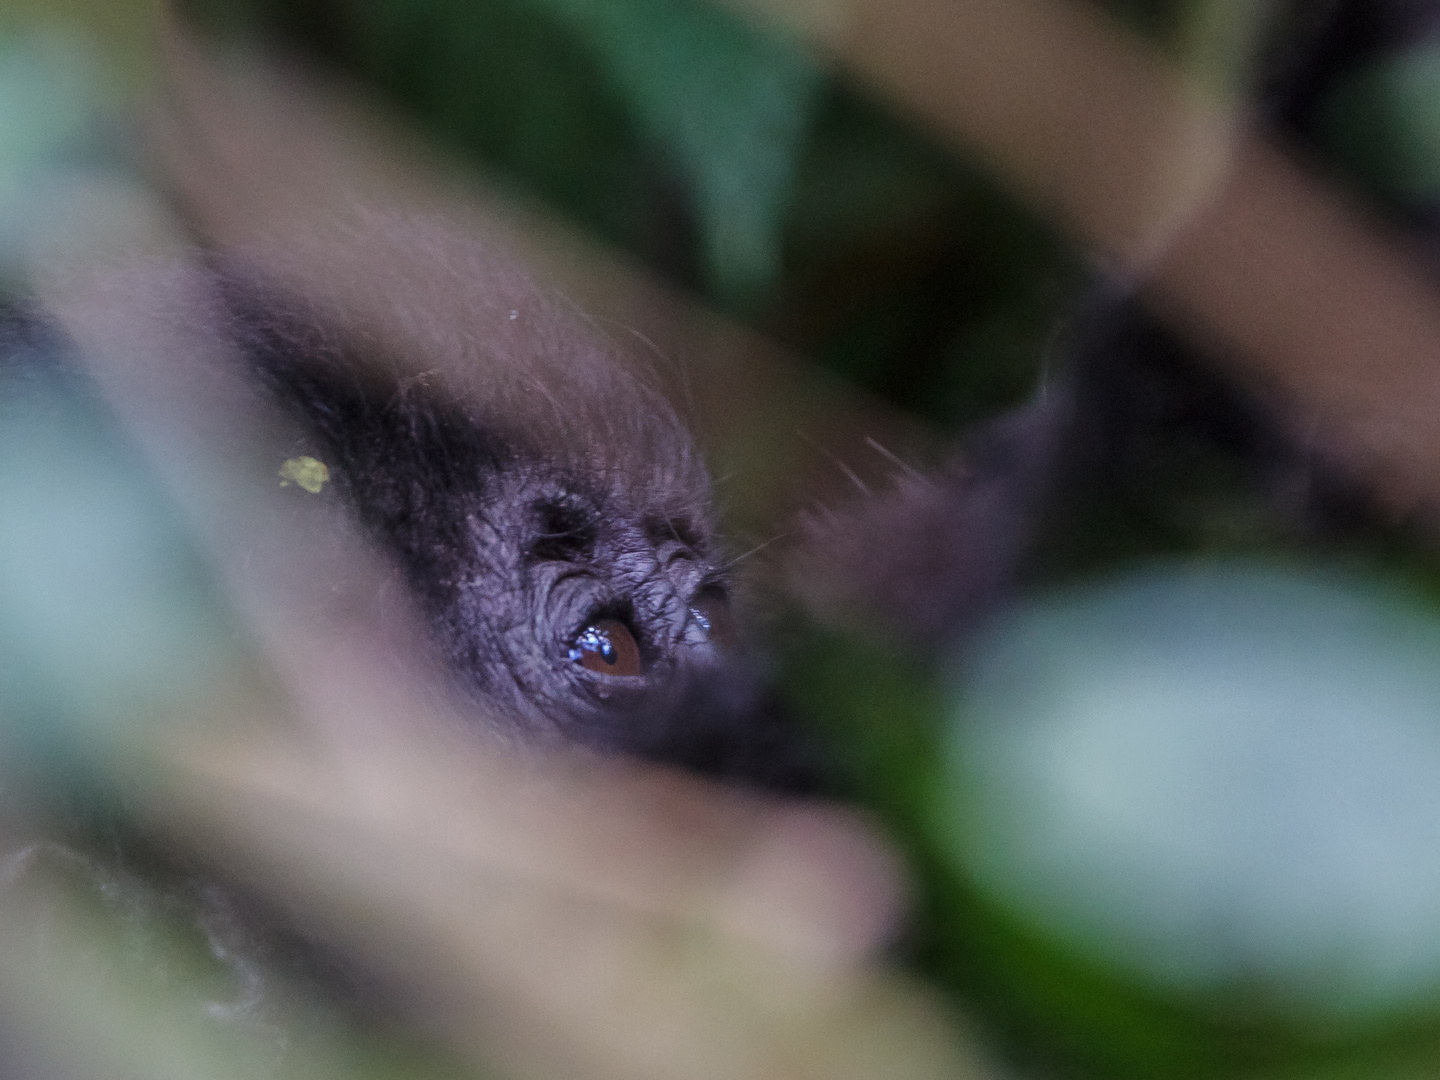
690, 591, 737, 652
569, 617, 643, 677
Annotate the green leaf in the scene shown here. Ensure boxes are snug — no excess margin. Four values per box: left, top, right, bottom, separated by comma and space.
530, 0, 824, 306
1321, 43, 1440, 203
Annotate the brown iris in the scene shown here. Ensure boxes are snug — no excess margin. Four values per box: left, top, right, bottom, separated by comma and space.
570, 617, 643, 676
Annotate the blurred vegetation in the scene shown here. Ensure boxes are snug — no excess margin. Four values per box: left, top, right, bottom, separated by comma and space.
179, 0, 1082, 431
11, 0, 1440, 1078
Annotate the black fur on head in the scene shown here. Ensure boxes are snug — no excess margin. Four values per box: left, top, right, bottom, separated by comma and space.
199, 216, 810, 787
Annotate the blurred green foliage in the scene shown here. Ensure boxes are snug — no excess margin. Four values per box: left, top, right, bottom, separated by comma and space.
14, 0, 1440, 1077
785, 604, 1440, 1080
1322, 44, 1440, 204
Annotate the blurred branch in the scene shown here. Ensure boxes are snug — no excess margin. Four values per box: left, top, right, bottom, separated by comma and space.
722, 0, 1440, 522
115, 719, 986, 1080
723, 0, 1237, 268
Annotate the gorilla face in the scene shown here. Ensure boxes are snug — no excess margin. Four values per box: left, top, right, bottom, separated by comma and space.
206, 231, 807, 788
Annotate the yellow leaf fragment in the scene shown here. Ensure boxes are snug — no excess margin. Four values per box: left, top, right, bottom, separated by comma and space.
278, 456, 329, 494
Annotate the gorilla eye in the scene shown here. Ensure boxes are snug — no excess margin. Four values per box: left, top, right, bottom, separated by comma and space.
690, 592, 737, 652
569, 617, 643, 677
